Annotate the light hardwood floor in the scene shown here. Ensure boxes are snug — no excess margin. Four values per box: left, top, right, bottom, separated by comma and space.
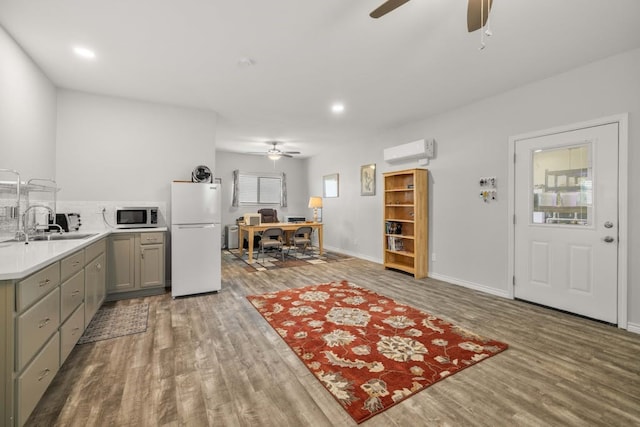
27, 252, 640, 426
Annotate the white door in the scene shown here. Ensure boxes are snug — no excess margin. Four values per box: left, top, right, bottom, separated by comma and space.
171, 224, 221, 297
171, 182, 221, 225
514, 123, 618, 323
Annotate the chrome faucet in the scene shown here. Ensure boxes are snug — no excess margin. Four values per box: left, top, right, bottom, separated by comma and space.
48, 223, 63, 233
20, 205, 55, 244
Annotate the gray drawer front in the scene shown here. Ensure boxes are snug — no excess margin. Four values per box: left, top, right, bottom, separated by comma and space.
60, 250, 85, 282
60, 304, 85, 364
17, 288, 61, 371
85, 238, 106, 264
17, 332, 60, 426
61, 269, 85, 321
17, 263, 60, 312
140, 231, 164, 245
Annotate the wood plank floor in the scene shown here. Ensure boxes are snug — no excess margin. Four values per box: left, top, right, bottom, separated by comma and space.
27, 252, 640, 426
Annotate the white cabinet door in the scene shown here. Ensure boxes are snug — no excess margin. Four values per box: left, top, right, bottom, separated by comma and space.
171, 224, 221, 297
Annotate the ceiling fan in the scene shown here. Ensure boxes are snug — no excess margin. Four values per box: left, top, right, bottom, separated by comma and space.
247, 141, 301, 160
370, 0, 493, 33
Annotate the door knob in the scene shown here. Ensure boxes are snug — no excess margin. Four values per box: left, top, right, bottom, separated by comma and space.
604, 221, 614, 229
603, 236, 615, 243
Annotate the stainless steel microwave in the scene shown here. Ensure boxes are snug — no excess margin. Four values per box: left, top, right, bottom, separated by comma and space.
116, 207, 159, 228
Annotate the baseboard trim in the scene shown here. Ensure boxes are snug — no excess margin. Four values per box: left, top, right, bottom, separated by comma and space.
428, 272, 511, 299
232, 243, 639, 332
321, 248, 511, 300
105, 286, 167, 302
323, 245, 382, 264
627, 322, 640, 334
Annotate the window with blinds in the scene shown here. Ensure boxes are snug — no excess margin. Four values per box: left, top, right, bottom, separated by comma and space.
238, 173, 282, 205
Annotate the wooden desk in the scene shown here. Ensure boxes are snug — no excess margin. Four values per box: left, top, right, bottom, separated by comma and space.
238, 222, 323, 262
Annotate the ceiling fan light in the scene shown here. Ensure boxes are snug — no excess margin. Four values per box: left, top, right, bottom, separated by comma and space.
268, 153, 282, 160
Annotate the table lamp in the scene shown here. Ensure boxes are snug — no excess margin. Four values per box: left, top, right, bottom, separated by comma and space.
308, 196, 323, 222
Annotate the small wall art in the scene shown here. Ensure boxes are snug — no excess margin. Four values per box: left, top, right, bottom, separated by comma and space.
323, 173, 339, 198
360, 164, 376, 196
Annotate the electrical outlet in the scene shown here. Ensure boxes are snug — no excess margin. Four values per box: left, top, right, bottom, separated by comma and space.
431, 253, 437, 262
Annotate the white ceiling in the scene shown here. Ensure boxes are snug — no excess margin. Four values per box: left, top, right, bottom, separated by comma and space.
1, 0, 639, 157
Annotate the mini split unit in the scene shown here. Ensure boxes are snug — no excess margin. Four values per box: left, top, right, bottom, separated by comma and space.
383, 138, 435, 163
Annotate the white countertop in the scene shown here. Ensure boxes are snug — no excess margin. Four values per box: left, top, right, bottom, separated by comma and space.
111, 227, 168, 234
0, 227, 167, 281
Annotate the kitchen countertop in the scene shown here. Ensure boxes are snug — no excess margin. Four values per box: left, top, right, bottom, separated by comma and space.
0, 227, 168, 281
111, 227, 168, 234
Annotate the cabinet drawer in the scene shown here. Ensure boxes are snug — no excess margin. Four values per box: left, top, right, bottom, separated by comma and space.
60, 303, 84, 364
17, 262, 60, 312
18, 332, 60, 427
61, 269, 85, 321
17, 288, 60, 371
85, 238, 106, 264
140, 232, 164, 245
61, 250, 85, 282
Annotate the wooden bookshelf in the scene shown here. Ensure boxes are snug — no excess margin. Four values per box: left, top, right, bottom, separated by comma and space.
383, 168, 428, 278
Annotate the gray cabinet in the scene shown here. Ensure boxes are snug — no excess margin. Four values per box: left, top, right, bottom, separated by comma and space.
3, 237, 106, 426
141, 243, 164, 288
108, 231, 165, 300
108, 234, 136, 292
84, 237, 107, 326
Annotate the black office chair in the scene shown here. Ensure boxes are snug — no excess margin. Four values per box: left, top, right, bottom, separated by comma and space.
258, 227, 284, 261
288, 226, 313, 257
258, 208, 279, 223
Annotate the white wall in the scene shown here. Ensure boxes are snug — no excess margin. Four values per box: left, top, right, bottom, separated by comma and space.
307, 48, 640, 324
0, 25, 56, 241
56, 90, 217, 213
215, 151, 310, 232
306, 145, 382, 263
0, 25, 56, 179
56, 90, 217, 281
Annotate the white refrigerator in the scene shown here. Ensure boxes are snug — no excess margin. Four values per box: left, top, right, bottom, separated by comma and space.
171, 181, 222, 297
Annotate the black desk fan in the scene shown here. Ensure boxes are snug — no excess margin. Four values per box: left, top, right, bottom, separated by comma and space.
192, 165, 212, 183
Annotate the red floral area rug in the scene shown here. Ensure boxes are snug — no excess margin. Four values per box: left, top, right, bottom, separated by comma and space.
247, 281, 508, 424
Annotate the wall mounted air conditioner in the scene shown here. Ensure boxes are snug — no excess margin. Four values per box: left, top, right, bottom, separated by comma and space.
383, 139, 434, 163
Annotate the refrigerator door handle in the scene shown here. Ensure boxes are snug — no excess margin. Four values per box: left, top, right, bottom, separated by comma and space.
176, 224, 217, 229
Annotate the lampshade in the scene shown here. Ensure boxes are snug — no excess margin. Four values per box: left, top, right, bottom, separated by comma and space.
308, 196, 323, 209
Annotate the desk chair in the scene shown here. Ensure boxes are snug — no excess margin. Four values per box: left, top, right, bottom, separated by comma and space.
258, 227, 284, 261
288, 226, 313, 257
258, 208, 278, 223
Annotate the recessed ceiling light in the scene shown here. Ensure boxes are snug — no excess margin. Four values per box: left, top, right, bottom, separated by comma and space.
238, 57, 255, 67
331, 103, 345, 114
73, 46, 96, 60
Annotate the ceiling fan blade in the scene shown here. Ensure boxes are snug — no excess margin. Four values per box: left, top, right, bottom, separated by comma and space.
467, 0, 493, 32
370, 0, 410, 19
281, 153, 293, 158
283, 151, 301, 155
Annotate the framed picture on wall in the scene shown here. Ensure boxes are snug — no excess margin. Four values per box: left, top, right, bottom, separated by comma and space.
323, 173, 339, 198
360, 164, 376, 196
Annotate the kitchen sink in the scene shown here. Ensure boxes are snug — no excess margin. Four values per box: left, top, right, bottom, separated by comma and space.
7, 233, 98, 243
35, 233, 98, 241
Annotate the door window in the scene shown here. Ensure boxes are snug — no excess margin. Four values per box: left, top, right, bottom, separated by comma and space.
531, 143, 592, 226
